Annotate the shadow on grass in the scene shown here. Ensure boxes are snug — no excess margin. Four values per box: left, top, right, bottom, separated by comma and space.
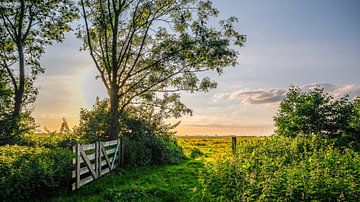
51, 160, 204, 202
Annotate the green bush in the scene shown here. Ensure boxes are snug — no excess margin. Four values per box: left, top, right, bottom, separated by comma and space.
0, 145, 73, 201
274, 86, 360, 149
123, 117, 185, 167
201, 136, 360, 201
76, 98, 185, 167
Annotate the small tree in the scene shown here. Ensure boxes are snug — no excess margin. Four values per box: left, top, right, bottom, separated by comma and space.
59, 118, 71, 134
274, 86, 332, 137
274, 86, 359, 147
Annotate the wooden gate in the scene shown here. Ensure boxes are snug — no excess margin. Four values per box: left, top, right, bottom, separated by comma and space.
71, 138, 125, 190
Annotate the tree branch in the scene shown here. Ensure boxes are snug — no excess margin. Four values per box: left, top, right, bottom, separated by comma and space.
81, 0, 110, 92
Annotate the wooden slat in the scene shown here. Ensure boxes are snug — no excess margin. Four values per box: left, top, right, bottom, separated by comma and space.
72, 165, 91, 178
72, 139, 122, 191
72, 156, 117, 178
102, 139, 118, 147
71, 175, 95, 190
73, 152, 96, 165
120, 138, 125, 168
82, 143, 96, 151
101, 167, 110, 175
80, 147, 97, 179
106, 148, 117, 155
101, 156, 114, 167
76, 144, 80, 190
100, 143, 112, 171
112, 140, 120, 168
72, 147, 115, 165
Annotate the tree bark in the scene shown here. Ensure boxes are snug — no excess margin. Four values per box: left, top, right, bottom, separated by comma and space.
109, 8, 120, 140
13, 43, 25, 122
12, 0, 25, 130
109, 87, 120, 140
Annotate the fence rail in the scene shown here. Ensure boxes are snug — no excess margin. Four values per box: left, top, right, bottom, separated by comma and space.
71, 138, 124, 190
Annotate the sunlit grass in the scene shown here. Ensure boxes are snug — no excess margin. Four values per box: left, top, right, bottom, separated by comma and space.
50, 136, 262, 201
178, 136, 264, 163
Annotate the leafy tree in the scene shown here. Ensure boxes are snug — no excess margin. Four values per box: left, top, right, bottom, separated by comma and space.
75, 97, 184, 166
75, 97, 178, 142
59, 118, 71, 134
0, 0, 78, 143
350, 97, 360, 134
75, 98, 111, 142
274, 86, 333, 137
274, 86, 359, 147
79, 0, 246, 139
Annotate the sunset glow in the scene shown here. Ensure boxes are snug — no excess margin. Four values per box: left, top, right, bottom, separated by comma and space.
32, 0, 360, 136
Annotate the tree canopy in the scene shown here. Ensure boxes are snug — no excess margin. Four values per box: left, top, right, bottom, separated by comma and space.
0, 0, 78, 144
274, 86, 360, 148
79, 0, 246, 139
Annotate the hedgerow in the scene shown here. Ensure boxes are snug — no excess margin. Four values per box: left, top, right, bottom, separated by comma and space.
0, 145, 73, 201
201, 136, 360, 201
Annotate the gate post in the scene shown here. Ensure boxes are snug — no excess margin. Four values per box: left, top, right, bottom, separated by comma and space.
120, 137, 125, 168
76, 143, 80, 189
232, 136, 237, 154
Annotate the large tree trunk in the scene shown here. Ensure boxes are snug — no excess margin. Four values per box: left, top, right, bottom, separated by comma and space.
12, 42, 25, 131
109, 87, 120, 140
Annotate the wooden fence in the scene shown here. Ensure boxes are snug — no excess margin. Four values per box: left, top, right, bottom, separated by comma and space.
72, 138, 124, 190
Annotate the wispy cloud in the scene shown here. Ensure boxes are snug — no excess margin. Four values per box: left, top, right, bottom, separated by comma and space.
214, 88, 286, 104
214, 83, 360, 105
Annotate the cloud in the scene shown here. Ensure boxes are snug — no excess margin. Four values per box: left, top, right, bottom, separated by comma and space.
329, 84, 360, 100
214, 88, 286, 104
214, 83, 360, 105
300, 83, 337, 92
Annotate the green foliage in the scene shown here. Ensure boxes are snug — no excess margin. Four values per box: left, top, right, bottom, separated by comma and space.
79, 0, 245, 138
178, 136, 262, 162
123, 117, 185, 167
75, 98, 112, 142
274, 86, 360, 148
0, 110, 36, 145
76, 98, 185, 167
201, 136, 360, 201
0, 0, 78, 143
59, 118, 71, 134
19, 133, 83, 148
0, 145, 73, 201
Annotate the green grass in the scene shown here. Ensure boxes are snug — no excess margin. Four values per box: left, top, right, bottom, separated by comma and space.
50, 136, 259, 201
178, 136, 263, 162
51, 160, 204, 202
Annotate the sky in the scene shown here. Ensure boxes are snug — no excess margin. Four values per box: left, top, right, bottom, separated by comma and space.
32, 0, 360, 136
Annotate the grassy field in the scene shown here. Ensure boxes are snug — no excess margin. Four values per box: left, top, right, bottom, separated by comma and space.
51, 136, 261, 201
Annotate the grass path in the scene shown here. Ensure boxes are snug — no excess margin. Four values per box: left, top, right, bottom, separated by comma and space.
52, 160, 204, 202
51, 137, 248, 201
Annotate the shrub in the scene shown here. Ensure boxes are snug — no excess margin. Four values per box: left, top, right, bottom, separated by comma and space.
123, 117, 185, 167
76, 98, 185, 167
274, 86, 360, 148
75, 98, 112, 142
0, 145, 73, 201
201, 136, 360, 201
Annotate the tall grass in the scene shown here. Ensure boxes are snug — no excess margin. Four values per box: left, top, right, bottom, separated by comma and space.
200, 136, 360, 201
